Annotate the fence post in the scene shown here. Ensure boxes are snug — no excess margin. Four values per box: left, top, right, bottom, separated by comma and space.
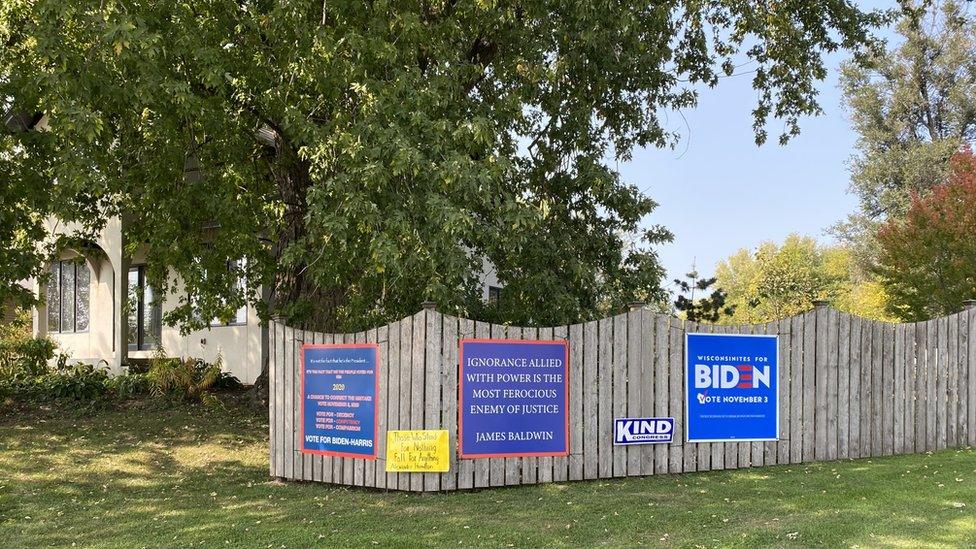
964, 299, 976, 311
421, 300, 437, 312
627, 301, 645, 312
813, 300, 830, 309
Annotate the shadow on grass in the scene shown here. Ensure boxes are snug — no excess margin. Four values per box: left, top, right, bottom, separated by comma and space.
2, 403, 975, 547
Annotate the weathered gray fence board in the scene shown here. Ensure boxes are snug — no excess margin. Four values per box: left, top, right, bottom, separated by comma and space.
859, 319, 872, 458
802, 312, 816, 462
948, 315, 960, 448
669, 318, 684, 472
882, 323, 894, 456
424, 313, 442, 491
583, 319, 599, 479
568, 322, 584, 481
627, 311, 643, 475
268, 322, 276, 477
837, 313, 850, 460
892, 324, 905, 454
789, 315, 803, 464
957, 312, 969, 447
939, 316, 950, 450
409, 317, 425, 490
399, 317, 414, 487
779, 318, 792, 464
655, 315, 670, 474
375, 325, 389, 488
968, 309, 976, 445
849, 316, 861, 458
751, 323, 766, 468
916, 321, 928, 452
825, 309, 839, 461
272, 304, 976, 492
871, 320, 883, 456
553, 324, 570, 482
612, 315, 627, 477
762, 322, 776, 464
904, 322, 916, 455
386, 321, 401, 489
598, 318, 613, 478
284, 324, 295, 480
441, 317, 458, 491
927, 319, 938, 451
640, 313, 657, 475
685, 321, 701, 473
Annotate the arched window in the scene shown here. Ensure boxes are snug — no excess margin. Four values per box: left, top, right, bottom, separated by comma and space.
46, 259, 90, 333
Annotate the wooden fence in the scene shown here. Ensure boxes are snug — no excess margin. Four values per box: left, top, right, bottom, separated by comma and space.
269, 303, 976, 491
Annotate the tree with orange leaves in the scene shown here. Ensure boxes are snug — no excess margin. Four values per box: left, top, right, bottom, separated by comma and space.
875, 147, 976, 321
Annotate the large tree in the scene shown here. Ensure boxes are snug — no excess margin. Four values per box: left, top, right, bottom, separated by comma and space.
875, 147, 976, 320
715, 234, 892, 323
835, 0, 976, 267
1, 1, 880, 340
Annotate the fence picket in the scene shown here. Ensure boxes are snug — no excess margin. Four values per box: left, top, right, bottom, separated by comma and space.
441, 317, 458, 491
569, 322, 585, 480
583, 320, 599, 479
655, 315, 669, 474
837, 313, 850, 460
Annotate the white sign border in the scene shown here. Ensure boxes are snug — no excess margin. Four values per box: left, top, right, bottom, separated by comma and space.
684, 331, 780, 443
612, 416, 675, 446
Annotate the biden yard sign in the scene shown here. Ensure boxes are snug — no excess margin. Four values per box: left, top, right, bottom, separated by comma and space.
300, 344, 379, 459
685, 333, 778, 442
459, 339, 569, 458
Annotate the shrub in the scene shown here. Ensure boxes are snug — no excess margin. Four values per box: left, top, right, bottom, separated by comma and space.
147, 354, 237, 404
0, 337, 57, 379
106, 372, 151, 399
41, 362, 111, 401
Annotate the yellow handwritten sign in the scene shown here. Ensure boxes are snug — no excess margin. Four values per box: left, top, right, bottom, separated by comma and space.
385, 430, 450, 473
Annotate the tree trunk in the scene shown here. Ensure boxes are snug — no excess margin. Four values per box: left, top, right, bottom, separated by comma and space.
249, 130, 346, 404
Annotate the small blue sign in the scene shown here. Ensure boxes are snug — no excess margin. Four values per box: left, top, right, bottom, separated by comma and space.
686, 333, 778, 442
301, 344, 379, 459
614, 417, 674, 445
459, 339, 569, 458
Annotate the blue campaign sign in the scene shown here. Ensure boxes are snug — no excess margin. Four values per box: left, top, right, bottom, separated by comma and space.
686, 333, 778, 442
459, 339, 569, 458
613, 417, 674, 445
301, 344, 379, 459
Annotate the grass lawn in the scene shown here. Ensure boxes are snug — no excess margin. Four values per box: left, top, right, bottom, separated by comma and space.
2, 400, 975, 548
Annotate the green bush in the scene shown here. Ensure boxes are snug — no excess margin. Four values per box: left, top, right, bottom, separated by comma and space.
0, 337, 57, 379
41, 362, 111, 401
147, 354, 239, 404
106, 372, 151, 399
0, 321, 236, 406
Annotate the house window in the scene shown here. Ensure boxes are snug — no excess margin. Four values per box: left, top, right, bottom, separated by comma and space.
488, 286, 502, 307
209, 260, 247, 327
127, 266, 161, 350
46, 259, 90, 333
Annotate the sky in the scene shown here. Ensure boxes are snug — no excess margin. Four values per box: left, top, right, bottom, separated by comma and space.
621, 3, 894, 289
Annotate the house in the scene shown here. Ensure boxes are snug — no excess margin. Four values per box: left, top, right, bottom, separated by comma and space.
7, 111, 503, 383
27, 217, 503, 384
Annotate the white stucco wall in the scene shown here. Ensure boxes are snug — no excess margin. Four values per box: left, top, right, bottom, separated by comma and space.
35, 218, 265, 384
